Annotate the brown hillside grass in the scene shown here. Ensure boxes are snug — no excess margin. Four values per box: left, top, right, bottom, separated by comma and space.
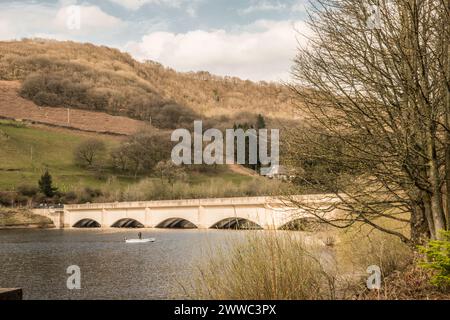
0, 80, 148, 135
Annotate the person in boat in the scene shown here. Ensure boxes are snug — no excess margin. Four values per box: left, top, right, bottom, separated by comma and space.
138, 232, 142, 240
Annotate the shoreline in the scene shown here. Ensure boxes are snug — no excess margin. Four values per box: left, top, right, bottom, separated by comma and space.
0, 208, 55, 230
0, 223, 55, 230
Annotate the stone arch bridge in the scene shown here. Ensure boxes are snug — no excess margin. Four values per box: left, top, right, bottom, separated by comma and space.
34, 195, 339, 230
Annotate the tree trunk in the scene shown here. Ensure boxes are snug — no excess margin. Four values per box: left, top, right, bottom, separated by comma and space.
410, 200, 430, 244
423, 192, 436, 239
445, 0, 450, 230
426, 132, 446, 238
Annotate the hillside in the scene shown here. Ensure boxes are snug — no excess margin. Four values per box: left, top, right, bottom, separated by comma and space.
0, 80, 149, 135
0, 39, 292, 204
0, 39, 298, 130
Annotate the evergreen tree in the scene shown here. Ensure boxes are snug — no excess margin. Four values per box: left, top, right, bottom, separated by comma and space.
38, 170, 57, 197
256, 114, 266, 129
255, 114, 266, 172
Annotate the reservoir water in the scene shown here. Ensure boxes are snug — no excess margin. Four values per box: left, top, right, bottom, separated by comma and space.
0, 228, 246, 300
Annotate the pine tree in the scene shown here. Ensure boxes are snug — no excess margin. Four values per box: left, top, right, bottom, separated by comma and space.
255, 114, 266, 172
256, 114, 266, 129
38, 170, 57, 197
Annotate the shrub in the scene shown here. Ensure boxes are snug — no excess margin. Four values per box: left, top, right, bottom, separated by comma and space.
419, 230, 450, 290
83, 187, 103, 198
17, 184, 39, 197
116, 177, 286, 202
61, 191, 77, 204
0, 192, 15, 206
33, 91, 62, 106
33, 192, 48, 205
15, 194, 29, 206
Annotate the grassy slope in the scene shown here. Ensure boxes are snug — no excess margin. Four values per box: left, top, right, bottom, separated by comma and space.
0, 120, 126, 191
0, 120, 253, 192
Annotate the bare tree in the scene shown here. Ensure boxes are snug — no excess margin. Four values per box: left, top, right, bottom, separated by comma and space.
288, 0, 450, 244
111, 129, 172, 178
110, 147, 129, 172
155, 160, 187, 186
74, 139, 106, 168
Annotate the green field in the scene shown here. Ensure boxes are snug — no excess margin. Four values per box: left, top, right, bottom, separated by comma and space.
0, 120, 133, 191
0, 120, 255, 193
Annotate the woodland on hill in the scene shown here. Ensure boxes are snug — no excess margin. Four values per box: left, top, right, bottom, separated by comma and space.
0, 39, 296, 130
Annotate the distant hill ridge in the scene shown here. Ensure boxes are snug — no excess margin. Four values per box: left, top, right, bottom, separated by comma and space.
0, 39, 296, 131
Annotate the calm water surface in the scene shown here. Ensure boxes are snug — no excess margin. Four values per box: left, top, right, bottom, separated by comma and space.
0, 229, 246, 300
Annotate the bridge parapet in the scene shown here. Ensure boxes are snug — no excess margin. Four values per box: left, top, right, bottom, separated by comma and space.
64, 194, 339, 210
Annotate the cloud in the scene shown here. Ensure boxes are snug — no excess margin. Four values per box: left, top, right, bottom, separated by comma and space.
106, 0, 192, 10
0, 20, 14, 40
125, 20, 311, 81
239, 1, 287, 15
0, 3, 124, 41
55, 5, 124, 30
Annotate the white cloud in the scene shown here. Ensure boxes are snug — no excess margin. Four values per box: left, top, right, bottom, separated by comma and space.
107, 0, 191, 10
0, 20, 14, 40
239, 1, 287, 15
107, 0, 156, 10
125, 20, 311, 81
55, 5, 124, 30
0, 3, 124, 41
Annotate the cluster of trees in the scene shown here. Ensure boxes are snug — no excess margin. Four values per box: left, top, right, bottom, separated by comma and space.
73, 129, 172, 177
288, 0, 450, 244
110, 130, 172, 176
73, 114, 273, 177
20, 71, 200, 130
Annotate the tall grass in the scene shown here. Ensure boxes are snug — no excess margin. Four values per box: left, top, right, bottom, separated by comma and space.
183, 222, 414, 300
184, 232, 337, 300
336, 221, 413, 277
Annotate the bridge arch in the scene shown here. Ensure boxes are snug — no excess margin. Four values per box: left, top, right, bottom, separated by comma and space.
156, 218, 197, 229
210, 217, 262, 230
73, 218, 101, 228
111, 218, 144, 228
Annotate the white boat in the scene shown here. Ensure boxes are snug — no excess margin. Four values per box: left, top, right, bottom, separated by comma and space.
125, 238, 155, 244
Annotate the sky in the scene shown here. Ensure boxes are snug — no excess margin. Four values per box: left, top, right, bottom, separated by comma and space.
0, 0, 312, 82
